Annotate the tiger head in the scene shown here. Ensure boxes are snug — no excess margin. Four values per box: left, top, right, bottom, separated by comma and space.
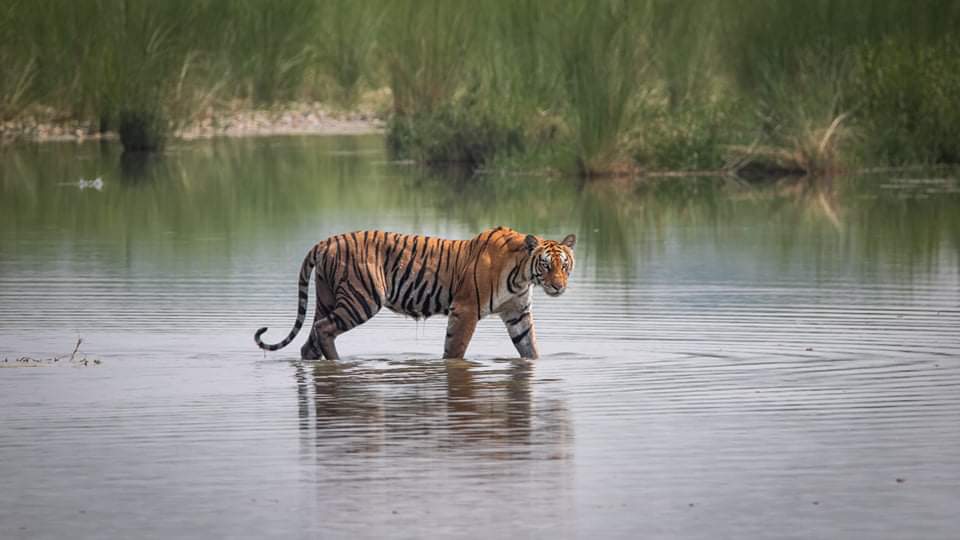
525, 234, 576, 296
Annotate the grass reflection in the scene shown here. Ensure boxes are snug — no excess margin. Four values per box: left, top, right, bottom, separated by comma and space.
1, 137, 956, 279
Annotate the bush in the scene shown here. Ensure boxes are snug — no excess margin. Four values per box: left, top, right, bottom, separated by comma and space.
855, 37, 960, 165
117, 109, 169, 152
633, 99, 748, 172
387, 103, 525, 169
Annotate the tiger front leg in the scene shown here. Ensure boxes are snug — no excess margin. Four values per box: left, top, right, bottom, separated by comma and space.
443, 307, 479, 359
499, 309, 539, 359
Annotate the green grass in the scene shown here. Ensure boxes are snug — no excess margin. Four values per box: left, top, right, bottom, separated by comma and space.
855, 36, 960, 164
633, 99, 748, 173
2, 0, 959, 173
554, 1, 647, 176
717, 0, 960, 175
312, 0, 383, 108
378, 0, 478, 117
386, 102, 524, 168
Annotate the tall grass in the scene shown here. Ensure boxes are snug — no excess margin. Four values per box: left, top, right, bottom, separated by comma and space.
379, 0, 477, 117
222, 0, 317, 104
554, 1, 648, 176
2, 0, 959, 172
0, 0, 382, 151
384, 0, 651, 175
312, 0, 383, 108
380, 0, 513, 165
0, 0, 35, 119
645, 0, 720, 110
718, 0, 960, 174
855, 35, 960, 164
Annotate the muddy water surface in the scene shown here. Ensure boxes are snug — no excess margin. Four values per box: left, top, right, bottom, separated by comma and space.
2, 137, 959, 538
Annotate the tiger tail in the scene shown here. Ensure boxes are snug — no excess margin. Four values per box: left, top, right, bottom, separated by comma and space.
254, 247, 316, 351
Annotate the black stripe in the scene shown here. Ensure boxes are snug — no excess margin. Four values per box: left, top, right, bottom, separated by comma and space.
511, 327, 531, 345
431, 285, 445, 315
414, 276, 434, 312
451, 241, 465, 290
406, 272, 432, 314
351, 252, 377, 305
369, 274, 383, 310
473, 231, 496, 319
401, 283, 420, 313
330, 312, 347, 332
345, 279, 373, 320
424, 241, 447, 315
401, 270, 426, 312
425, 272, 444, 315
331, 236, 344, 281
390, 234, 408, 273
489, 273, 496, 313
506, 313, 528, 326
337, 295, 363, 326
387, 235, 409, 299
506, 264, 520, 294
324, 242, 336, 280
444, 240, 454, 273
391, 236, 419, 304
383, 234, 394, 268
408, 241, 433, 299
412, 243, 436, 309
436, 241, 447, 273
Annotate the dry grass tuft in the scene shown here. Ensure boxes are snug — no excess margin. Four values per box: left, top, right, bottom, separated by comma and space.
730, 113, 852, 179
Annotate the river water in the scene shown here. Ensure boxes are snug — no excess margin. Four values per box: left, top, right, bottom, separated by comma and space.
1, 136, 959, 539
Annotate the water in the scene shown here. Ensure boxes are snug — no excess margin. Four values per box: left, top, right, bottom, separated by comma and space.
1, 136, 959, 539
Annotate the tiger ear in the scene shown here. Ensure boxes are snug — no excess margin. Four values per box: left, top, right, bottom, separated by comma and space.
561, 234, 576, 249
524, 234, 539, 252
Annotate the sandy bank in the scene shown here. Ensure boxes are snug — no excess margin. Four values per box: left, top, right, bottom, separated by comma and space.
0, 102, 384, 145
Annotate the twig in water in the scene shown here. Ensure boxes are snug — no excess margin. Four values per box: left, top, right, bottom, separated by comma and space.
69, 338, 82, 362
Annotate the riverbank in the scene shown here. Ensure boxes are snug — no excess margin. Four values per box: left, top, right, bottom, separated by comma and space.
0, 101, 383, 146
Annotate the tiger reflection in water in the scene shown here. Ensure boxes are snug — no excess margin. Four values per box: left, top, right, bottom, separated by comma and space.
293, 359, 572, 457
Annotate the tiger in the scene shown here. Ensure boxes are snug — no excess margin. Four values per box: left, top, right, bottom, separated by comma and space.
254, 227, 576, 360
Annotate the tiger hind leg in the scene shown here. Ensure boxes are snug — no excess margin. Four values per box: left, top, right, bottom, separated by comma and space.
303, 286, 381, 360
301, 329, 338, 360
301, 323, 338, 360
301, 279, 337, 360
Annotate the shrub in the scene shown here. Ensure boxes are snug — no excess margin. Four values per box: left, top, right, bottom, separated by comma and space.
117, 109, 169, 152
386, 102, 525, 169
633, 99, 747, 172
855, 37, 960, 164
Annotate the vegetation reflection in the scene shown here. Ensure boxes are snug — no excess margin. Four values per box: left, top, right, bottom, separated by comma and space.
1, 139, 956, 278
